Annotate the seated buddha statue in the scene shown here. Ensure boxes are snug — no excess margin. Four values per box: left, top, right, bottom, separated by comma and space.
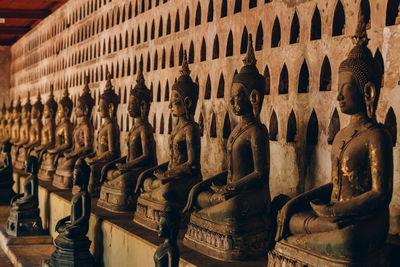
83, 72, 120, 196
17, 91, 43, 170
10, 97, 22, 164
7, 156, 44, 236
50, 158, 94, 266
38, 87, 73, 181
270, 19, 392, 266
14, 92, 32, 171
98, 63, 156, 212
32, 85, 57, 165
0, 101, 13, 144
182, 35, 272, 261
53, 77, 94, 189
0, 141, 15, 204
134, 52, 201, 231
0, 101, 7, 142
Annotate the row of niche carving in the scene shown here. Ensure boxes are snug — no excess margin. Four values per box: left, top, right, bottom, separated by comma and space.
15, 0, 400, 72
268, 107, 397, 146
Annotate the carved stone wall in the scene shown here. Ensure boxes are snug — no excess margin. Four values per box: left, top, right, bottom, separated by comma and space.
7, 0, 400, 234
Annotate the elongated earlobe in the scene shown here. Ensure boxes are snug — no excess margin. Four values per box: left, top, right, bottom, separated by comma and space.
364, 82, 376, 120
250, 89, 261, 118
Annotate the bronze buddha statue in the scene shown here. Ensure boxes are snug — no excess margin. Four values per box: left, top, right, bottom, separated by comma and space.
10, 96, 22, 164
38, 86, 73, 181
269, 18, 392, 266
183, 35, 272, 261
97, 63, 156, 212
33, 85, 57, 166
53, 77, 94, 189
82, 72, 120, 196
17, 91, 44, 170
0, 141, 15, 204
49, 158, 94, 266
1, 100, 13, 144
134, 51, 201, 231
7, 156, 44, 236
14, 92, 32, 171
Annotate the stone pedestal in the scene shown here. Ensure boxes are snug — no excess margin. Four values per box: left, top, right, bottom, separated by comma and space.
52, 172, 73, 189
97, 184, 135, 213
38, 167, 55, 182
268, 240, 388, 267
48, 235, 93, 267
6, 207, 44, 237
133, 197, 166, 231
183, 212, 272, 262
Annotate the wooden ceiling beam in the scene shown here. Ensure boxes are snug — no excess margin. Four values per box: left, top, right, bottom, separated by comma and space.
0, 39, 16, 45
0, 9, 51, 19
0, 26, 30, 35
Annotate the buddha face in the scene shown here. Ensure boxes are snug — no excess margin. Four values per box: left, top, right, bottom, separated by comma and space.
157, 217, 169, 238
169, 90, 185, 118
337, 72, 364, 115
56, 105, 68, 122
230, 83, 251, 116
98, 98, 109, 118
128, 95, 140, 118
43, 105, 53, 119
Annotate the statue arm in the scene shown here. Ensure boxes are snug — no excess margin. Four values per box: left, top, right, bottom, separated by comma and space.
69, 195, 91, 227
100, 156, 126, 182
275, 183, 333, 241
70, 127, 93, 158
331, 130, 393, 217
97, 125, 118, 161
124, 128, 152, 169
135, 162, 169, 193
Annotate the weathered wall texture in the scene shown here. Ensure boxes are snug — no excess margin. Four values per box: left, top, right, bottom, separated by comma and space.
7, 0, 400, 234
0, 46, 11, 103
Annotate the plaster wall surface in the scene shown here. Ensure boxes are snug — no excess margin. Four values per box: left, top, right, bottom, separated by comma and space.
7, 0, 400, 234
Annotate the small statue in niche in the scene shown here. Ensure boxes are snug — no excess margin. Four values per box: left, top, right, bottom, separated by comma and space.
98, 62, 156, 212
0, 100, 13, 144
270, 17, 392, 266
154, 212, 180, 267
49, 158, 94, 267
17, 91, 43, 170
183, 35, 272, 261
38, 86, 73, 181
53, 77, 94, 189
0, 101, 7, 142
0, 141, 15, 204
133, 51, 201, 231
82, 72, 120, 196
14, 92, 32, 171
32, 85, 57, 165
10, 96, 22, 164
7, 156, 44, 236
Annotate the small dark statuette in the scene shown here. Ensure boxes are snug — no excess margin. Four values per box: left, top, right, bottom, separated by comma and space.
53, 77, 94, 189
0, 140, 15, 204
133, 51, 201, 231
269, 14, 392, 267
183, 35, 272, 261
49, 158, 94, 267
14, 92, 32, 171
98, 62, 156, 212
80, 72, 120, 197
6, 156, 44, 236
38, 86, 73, 181
154, 212, 180, 267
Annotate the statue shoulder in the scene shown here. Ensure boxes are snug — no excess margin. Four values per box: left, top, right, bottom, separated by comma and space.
183, 121, 201, 136
367, 123, 393, 148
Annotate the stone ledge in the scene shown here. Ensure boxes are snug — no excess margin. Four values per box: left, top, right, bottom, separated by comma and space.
14, 174, 267, 267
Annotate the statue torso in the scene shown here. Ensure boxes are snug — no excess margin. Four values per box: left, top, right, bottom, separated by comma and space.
127, 120, 155, 163
41, 119, 56, 146
71, 191, 90, 224
19, 120, 31, 144
73, 120, 93, 149
55, 120, 73, 147
29, 120, 42, 143
96, 119, 120, 155
11, 121, 21, 142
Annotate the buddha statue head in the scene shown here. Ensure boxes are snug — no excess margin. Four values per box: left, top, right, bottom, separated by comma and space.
43, 85, 58, 120
231, 34, 266, 120
98, 72, 119, 119
24, 156, 39, 175
169, 51, 199, 121
73, 158, 90, 191
338, 16, 379, 121
157, 211, 179, 242
6, 100, 13, 123
32, 90, 44, 120
129, 61, 152, 119
76, 76, 94, 119
21, 92, 32, 121
13, 96, 22, 121
56, 86, 73, 122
